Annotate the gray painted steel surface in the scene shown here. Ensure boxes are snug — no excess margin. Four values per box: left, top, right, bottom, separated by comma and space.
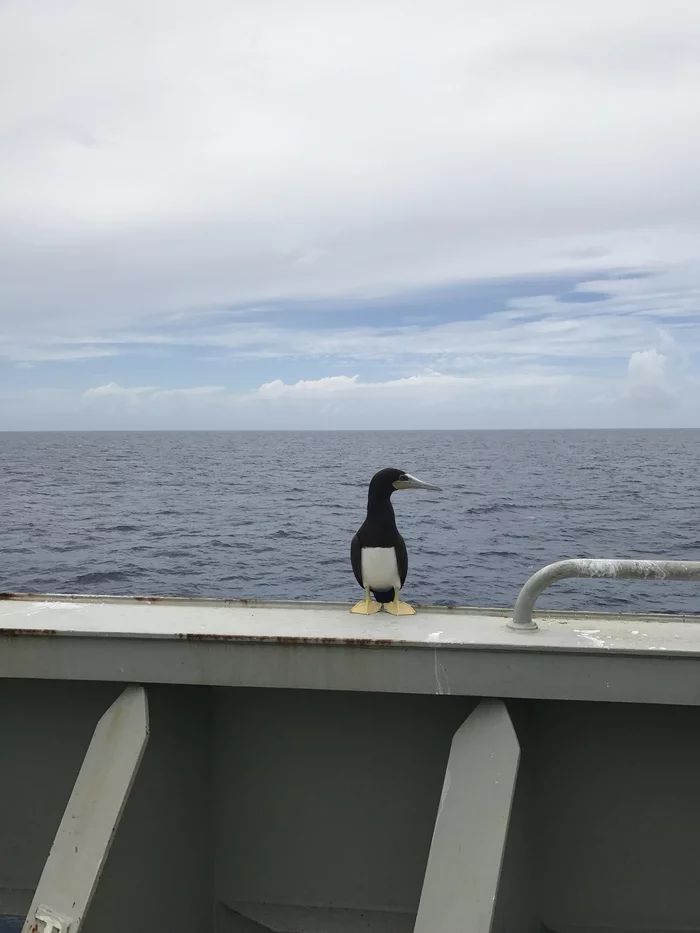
3, 582, 700, 932
21, 686, 148, 933
3, 593, 700, 706
414, 699, 520, 933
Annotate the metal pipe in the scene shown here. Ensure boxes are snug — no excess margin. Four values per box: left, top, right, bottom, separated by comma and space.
508, 559, 700, 632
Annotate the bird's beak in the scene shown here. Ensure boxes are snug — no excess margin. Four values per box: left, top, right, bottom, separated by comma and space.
393, 473, 442, 492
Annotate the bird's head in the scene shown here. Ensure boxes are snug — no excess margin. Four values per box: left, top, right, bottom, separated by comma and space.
368, 467, 442, 495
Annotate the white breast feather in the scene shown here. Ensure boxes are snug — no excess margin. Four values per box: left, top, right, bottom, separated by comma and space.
360, 547, 401, 590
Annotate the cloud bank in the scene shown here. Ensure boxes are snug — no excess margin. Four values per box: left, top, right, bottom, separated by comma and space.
1, 0, 699, 428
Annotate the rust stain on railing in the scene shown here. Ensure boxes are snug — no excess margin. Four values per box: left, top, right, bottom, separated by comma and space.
0, 627, 58, 637
178, 632, 396, 646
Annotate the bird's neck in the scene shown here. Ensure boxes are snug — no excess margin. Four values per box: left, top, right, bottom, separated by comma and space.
366, 490, 397, 530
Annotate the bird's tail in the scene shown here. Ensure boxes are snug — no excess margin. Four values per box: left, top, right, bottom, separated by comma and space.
371, 588, 394, 604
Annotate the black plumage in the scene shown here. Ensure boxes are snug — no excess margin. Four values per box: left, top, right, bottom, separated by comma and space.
351, 468, 408, 603
350, 467, 440, 615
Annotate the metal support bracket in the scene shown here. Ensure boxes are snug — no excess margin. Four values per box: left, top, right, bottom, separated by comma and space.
21, 685, 149, 933
414, 699, 520, 933
508, 558, 700, 632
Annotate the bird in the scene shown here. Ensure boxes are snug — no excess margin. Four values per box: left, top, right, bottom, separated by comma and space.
350, 467, 441, 616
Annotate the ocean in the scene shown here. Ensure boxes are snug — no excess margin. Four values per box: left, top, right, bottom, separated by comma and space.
1, 429, 698, 615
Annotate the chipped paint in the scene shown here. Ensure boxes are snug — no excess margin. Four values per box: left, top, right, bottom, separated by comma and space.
433, 648, 451, 695
22, 602, 87, 617
573, 629, 609, 649
571, 558, 668, 579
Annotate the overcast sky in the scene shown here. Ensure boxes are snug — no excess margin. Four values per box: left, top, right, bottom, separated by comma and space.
1, 0, 699, 429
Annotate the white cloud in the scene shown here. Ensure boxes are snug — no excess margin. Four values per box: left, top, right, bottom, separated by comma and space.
73, 368, 579, 428
255, 369, 571, 399
0, 343, 119, 364
622, 349, 675, 408
4, 259, 693, 370
151, 386, 225, 400
83, 382, 156, 399
0, 0, 699, 355
248, 368, 581, 425
83, 381, 225, 399
1, 0, 699, 429
2, 357, 696, 429
257, 375, 360, 398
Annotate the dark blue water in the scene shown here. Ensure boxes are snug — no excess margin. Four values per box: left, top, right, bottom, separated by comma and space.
1, 430, 699, 614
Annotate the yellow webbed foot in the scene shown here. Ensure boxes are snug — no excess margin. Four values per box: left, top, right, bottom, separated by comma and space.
383, 588, 416, 615
351, 587, 381, 614
350, 599, 381, 614
383, 600, 416, 615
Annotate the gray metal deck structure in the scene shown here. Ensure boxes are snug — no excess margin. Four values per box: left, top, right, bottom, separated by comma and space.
2, 559, 700, 932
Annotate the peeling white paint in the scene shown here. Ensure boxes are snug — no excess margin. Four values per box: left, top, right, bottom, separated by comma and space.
21, 601, 88, 617
433, 648, 451, 695
573, 629, 609, 649
570, 558, 669, 580
427, 631, 443, 642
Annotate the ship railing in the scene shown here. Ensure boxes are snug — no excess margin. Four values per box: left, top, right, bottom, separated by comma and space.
508, 558, 700, 632
7, 562, 700, 929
